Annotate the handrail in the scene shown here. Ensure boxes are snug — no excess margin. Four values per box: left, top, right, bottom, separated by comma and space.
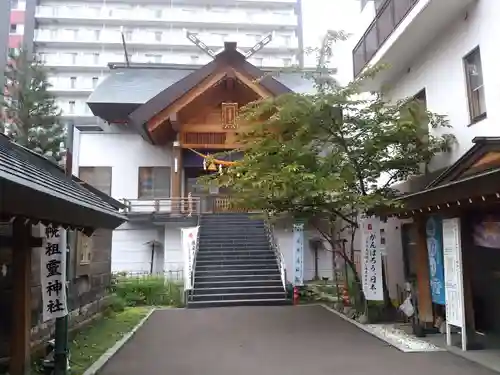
263, 212, 287, 289
189, 194, 201, 298
121, 197, 201, 215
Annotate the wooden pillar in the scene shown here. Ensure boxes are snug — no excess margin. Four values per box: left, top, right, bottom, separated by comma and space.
10, 220, 32, 375
414, 216, 433, 323
172, 140, 183, 213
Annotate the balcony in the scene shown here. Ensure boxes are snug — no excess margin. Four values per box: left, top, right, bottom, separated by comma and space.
33, 30, 299, 53
123, 196, 250, 223
35, 6, 297, 29
353, 0, 476, 91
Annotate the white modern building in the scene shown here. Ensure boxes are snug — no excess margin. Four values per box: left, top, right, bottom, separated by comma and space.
354, 0, 491, 161
344, 0, 499, 302
33, 0, 304, 131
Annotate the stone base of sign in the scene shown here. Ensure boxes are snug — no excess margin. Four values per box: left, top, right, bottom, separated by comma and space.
320, 304, 444, 353
82, 307, 155, 375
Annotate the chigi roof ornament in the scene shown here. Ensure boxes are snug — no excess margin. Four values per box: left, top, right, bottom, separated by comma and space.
185, 29, 275, 60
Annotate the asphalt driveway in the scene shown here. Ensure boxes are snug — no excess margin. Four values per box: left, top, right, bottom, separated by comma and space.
99, 305, 497, 375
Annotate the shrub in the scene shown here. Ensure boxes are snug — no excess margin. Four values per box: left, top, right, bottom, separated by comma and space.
113, 275, 184, 307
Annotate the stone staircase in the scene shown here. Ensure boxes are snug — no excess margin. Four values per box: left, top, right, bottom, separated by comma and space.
187, 213, 289, 308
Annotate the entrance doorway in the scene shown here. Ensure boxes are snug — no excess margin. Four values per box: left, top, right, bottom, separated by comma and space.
184, 167, 231, 213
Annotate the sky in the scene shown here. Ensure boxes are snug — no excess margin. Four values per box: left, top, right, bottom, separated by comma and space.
301, 0, 361, 84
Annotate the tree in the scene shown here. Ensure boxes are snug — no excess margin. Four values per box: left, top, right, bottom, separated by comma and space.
201, 31, 455, 313
0, 48, 64, 161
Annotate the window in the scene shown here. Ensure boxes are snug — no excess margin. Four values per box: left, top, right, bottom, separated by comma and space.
92, 77, 99, 88
283, 35, 291, 46
154, 9, 162, 18
94, 29, 101, 40
154, 31, 162, 42
124, 30, 132, 41
283, 58, 292, 67
70, 52, 77, 64
190, 55, 200, 64
138, 167, 171, 199
70, 76, 76, 89
76, 232, 92, 265
255, 57, 263, 66
79, 167, 112, 195
464, 47, 486, 123
145, 54, 162, 63
11, 0, 19, 9
93, 52, 100, 65
68, 100, 75, 113
10, 24, 17, 34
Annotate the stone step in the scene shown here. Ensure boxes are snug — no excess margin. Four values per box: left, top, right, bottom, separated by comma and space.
196, 258, 276, 265
196, 254, 276, 261
198, 238, 269, 248
195, 264, 278, 272
200, 238, 269, 244
194, 274, 281, 283
190, 291, 286, 302
196, 250, 275, 257
194, 279, 283, 289
193, 286, 284, 295
194, 268, 280, 276
187, 298, 291, 308
200, 231, 267, 237
200, 221, 265, 226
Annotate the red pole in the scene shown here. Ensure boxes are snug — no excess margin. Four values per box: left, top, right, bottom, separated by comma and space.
293, 286, 299, 306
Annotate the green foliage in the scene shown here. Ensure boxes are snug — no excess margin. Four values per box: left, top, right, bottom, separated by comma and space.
201, 30, 455, 230
201, 31, 456, 311
112, 274, 184, 307
106, 295, 127, 314
68, 307, 150, 375
0, 48, 65, 162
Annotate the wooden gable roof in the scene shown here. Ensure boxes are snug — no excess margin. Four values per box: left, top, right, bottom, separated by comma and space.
427, 137, 500, 189
128, 42, 294, 143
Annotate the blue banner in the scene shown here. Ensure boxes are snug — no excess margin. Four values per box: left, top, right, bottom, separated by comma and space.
426, 216, 446, 305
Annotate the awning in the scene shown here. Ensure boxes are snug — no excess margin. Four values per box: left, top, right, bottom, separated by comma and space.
381, 137, 500, 217
0, 134, 126, 233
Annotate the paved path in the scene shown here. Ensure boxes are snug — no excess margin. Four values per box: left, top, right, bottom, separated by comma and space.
100, 305, 497, 375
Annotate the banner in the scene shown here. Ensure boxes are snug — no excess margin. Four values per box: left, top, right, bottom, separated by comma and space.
442, 218, 465, 328
442, 217, 467, 350
426, 216, 446, 305
181, 226, 199, 290
40, 225, 68, 322
472, 215, 500, 249
292, 222, 305, 286
361, 217, 383, 301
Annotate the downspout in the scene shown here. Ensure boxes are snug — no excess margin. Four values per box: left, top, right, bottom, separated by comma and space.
296, 0, 305, 68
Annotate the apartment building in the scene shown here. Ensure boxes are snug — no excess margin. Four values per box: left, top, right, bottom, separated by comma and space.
1, 0, 303, 131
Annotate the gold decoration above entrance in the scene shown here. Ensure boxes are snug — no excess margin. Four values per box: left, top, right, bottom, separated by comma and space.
221, 102, 238, 129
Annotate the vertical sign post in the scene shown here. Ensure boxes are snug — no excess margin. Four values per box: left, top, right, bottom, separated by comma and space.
292, 222, 305, 286
442, 218, 467, 351
181, 226, 199, 291
40, 225, 69, 322
361, 217, 383, 301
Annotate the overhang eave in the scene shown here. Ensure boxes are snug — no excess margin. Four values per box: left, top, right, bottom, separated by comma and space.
0, 179, 126, 234
377, 168, 500, 217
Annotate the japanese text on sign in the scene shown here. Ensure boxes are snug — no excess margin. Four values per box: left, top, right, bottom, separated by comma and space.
292, 223, 304, 286
40, 225, 68, 322
361, 218, 383, 301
